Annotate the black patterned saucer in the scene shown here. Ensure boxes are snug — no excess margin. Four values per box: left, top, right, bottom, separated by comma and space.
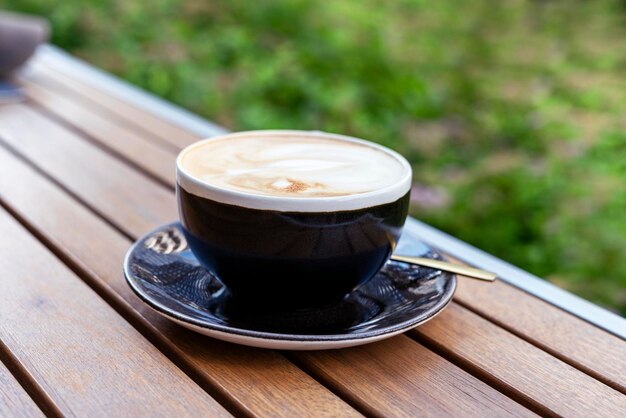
124, 222, 456, 350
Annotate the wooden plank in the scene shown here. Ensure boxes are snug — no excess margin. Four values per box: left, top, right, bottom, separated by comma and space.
21, 78, 176, 186
0, 207, 230, 417
452, 262, 626, 393
412, 304, 626, 417
0, 134, 359, 417
26, 59, 201, 150
0, 101, 535, 417
0, 103, 175, 237
21, 71, 626, 397
292, 336, 535, 417
0, 361, 43, 417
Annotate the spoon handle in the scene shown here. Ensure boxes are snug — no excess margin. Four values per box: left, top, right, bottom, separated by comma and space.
390, 255, 497, 282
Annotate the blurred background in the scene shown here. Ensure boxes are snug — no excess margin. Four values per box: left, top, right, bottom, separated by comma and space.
3, 0, 625, 315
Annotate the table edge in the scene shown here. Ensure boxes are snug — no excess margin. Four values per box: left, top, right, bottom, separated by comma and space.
32, 44, 626, 340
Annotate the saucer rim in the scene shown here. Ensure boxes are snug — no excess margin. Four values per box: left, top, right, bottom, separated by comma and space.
148, 298, 452, 350
124, 222, 457, 343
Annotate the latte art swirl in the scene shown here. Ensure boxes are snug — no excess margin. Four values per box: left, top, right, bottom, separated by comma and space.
180, 135, 407, 198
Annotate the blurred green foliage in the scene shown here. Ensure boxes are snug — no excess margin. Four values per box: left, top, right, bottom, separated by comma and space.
5, 0, 626, 314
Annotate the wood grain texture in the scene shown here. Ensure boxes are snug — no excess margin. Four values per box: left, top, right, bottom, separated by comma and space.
0, 103, 175, 237
26, 59, 201, 150
412, 303, 626, 417
451, 259, 626, 393
0, 107, 534, 417
24, 63, 626, 397
0, 207, 230, 417
0, 132, 361, 417
0, 360, 43, 417
292, 336, 535, 417
21, 78, 176, 186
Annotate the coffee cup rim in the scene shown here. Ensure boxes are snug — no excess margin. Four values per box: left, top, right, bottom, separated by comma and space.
176, 130, 412, 212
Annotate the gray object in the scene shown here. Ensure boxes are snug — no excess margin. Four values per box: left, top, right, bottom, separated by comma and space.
0, 11, 49, 76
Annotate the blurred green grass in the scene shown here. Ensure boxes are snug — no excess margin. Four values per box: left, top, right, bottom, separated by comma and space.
5, 0, 626, 314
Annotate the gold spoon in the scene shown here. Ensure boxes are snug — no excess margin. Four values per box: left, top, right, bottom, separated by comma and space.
390, 255, 497, 282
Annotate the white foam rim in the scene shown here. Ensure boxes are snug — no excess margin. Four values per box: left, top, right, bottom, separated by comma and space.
176, 130, 412, 212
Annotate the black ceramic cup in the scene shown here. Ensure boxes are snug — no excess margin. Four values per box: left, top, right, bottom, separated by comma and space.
176, 130, 412, 309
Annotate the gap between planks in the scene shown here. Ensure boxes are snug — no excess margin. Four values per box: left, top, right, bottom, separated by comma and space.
0, 338, 59, 418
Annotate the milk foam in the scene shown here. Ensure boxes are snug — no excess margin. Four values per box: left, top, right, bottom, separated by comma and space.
180, 135, 407, 198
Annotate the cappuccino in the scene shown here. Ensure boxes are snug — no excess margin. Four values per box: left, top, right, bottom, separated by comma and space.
179, 134, 406, 198
176, 130, 412, 308
177, 130, 411, 212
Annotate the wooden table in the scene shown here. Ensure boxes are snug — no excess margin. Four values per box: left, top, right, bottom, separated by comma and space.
1, 46, 625, 417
